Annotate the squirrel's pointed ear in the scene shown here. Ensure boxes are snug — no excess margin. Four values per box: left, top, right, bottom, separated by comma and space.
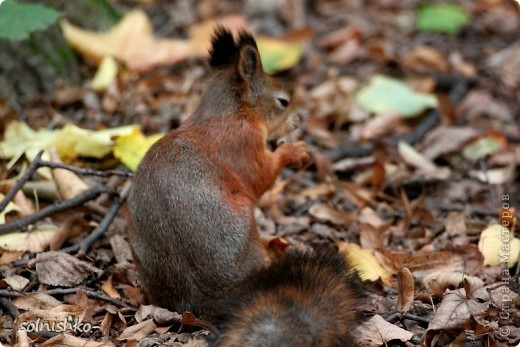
237, 45, 263, 81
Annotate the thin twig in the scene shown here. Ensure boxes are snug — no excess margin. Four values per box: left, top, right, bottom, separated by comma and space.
0, 184, 107, 235
384, 311, 430, 325
0, 150, 44, 213
0, 288, 131, 308
62, 184, 129, 255
0, 297, 19, 319
39, 161, 133, 178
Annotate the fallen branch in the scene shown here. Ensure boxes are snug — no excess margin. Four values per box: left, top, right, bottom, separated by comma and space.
0, 150, 44, 213
0, 184, 107, 235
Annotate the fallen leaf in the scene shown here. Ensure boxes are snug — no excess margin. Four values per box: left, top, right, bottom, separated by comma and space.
118, 319, 157, 340
401, 45, 449, 73
308, 203, 356, 225
13, 190, 35, 216
421, 126, 479, 160
12, 293, 62, 311
339, 242, 393, 285
113, 128, 164, 171
0, 223, 58, 252
417, 3, 470, 34
398, 141, 437, 172
0, 192, 22, 224
49, 147, 89, 200
423, 271, 484, 297
91, 56, 118, 92
356, 75, 438, 118
0, 275, 30, 291
462, 136, 503, 161
135, 305, 181, 325
360, 111, 402, 140
60, 11, 191, 72
36, 251, 103, 286
356, 314, 413, 346
397, 267, 414, 312
257, 37, 305, 74
0, 121, 140, 163
101, 275, 121, 299
478, 224, 520, 268
422, 289, 491, 346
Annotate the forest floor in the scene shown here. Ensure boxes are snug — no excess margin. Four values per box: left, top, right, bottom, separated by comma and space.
0, 0, 519, 346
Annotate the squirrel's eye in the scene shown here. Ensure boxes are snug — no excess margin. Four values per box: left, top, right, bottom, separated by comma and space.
277, 97, 289, 108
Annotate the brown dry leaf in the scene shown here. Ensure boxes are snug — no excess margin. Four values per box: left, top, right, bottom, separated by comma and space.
135, 305, 181, 325
61, 11, 191, 73
101, 275, 121, 299
423, 271, 484, 297
299, 182, 335, 200
422, 289, 492, 346
340, 182, 374, 208
0, 223, 58, 252
309, 203, 356, 225
49, 147, 89, 200
457, 89, 513, 122
356, 314, 413, 346
329, 38, 363, 65
0, 274, 29, 291
401, 45, 449, 73
16, 329, 30, 347
397, 267, 414, 312
360, 111, 402, 140
110, 234, 133, 263
50, 215, 90, 250
376, 248, 464, 275
398, 141, 437, 172
18, 304, 86, 325
13, 190, 35, 216
449, 52, 476, 76
421, 126, 480, 159
40, 333, 114, 347
0, 250, 24, 265
358, 207, 384, 229
35, 251, 103, 287
118, 319, 157, 341
444, 212, 469, 247
12, 293, 62, 311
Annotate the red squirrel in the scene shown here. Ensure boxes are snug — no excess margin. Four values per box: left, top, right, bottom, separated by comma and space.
129, 28, 365, 345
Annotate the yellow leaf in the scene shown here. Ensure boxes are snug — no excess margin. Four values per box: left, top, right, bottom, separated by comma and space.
60, 11, 191, 72
338, 242, 393, 285
0, 223, 58, 252
257, 37, 304, 74
113, 128, 163, 171
0, 193, 22, 224
91, 56, 118, 91
478, 224, 520, 268
52, 123, 138, 159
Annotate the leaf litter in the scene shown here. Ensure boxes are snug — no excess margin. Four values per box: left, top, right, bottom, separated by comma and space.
0, 0, 519, 346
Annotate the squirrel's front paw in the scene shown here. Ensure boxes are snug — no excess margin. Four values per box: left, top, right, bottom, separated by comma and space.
279, 141, 311, 169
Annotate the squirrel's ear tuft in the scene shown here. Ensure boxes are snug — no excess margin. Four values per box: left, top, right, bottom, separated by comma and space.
236, 31, 262, 81
209, 26, 238, 68
237, 31, 258, 51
